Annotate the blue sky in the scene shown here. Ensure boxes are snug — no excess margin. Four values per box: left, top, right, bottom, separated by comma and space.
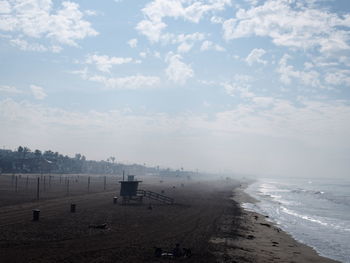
1, 0, 350, 178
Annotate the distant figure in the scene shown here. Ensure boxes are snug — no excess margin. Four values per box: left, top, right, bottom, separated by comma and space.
183, 248, 192, 258
173, 243, 182, 257
148, 204, 152, 210
154, 247, 162, 257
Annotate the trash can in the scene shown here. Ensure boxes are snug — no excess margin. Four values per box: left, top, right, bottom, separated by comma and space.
70, 203, 76, 213
113, 196, 118, 204
32, 209, 40, 221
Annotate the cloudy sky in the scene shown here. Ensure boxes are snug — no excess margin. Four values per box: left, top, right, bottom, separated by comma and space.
1, 0, 350, 178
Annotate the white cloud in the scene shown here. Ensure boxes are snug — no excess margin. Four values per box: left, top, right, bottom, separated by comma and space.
277, 54, 322, 88
222, 74, 255, 98
136, 19, 167, 43
87, 74, 161, 90
177, 41, 194, 53
222, 0, 350, 53
10, 37, 62, 53
245, 48, 267, 65
84, 9, 97, 16
139, 52, 147, 58
160, 32, 206, 53
30, 85, 47, 100
0, 0, 98, 50
165, 53, 193, 85
85, 54, 134, 73
0, 85, 22, 94
200, 40, 225, 52
325, 70, 350, 87
210, 16, 224, 24
128, 38, 138, 48
136, 0, 231, 42
0, 1, 11, 13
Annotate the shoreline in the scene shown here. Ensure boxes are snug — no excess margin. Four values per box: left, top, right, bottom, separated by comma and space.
210, 182, 339, 263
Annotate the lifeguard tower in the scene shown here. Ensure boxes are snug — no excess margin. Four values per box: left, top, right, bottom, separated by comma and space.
119, 175, 143, 204
119, 175, 175, 205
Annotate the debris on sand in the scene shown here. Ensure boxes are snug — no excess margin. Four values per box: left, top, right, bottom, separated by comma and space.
88, 223, 107, 229
154, 244, 192, 259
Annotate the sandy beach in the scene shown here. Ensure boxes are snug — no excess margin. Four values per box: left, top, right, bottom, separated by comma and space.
0, 176, 339, 262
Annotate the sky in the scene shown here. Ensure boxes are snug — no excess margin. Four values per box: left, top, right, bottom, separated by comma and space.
0, 0, 350, 178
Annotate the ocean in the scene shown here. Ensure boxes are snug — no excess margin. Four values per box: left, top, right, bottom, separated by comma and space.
242, 177, 350, 263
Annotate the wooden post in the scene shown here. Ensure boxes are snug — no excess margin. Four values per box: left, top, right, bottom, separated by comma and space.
70, 203, 76, 213
123, 170, 125, 181
60, 174, 62, 184
49, 175, 51, 188
36, 177, 40, 200
32, 209, 40, 221
88, 176, 90, 193
43, 176, 46, 192
26, 175, 29, 189
15, 175, 18, 192
67, 179, 70, 195
104, 176, 106, 191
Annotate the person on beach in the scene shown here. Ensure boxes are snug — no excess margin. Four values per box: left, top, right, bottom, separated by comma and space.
173, 243, 182, 257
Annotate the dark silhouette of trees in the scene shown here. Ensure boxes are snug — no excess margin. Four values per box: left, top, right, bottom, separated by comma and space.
0, 146, 195, 178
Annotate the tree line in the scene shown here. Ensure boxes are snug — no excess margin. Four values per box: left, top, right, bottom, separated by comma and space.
0, 146, 153, 175
0, 146, 195, 179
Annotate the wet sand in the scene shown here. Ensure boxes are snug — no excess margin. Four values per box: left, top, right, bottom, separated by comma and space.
0, 176, 339, 262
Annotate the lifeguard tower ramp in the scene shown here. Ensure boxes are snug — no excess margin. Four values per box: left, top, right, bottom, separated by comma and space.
137, 189, 174, 204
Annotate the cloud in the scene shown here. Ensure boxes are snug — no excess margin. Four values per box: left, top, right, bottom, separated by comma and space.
325, 70, 350, 87
84, 9, 97, 16
200, 40, 225, 52
10, 37, 62, 52
136, 19, 167, 43
85, 54, 134, 73
277, 54, 322, 88
0, 0, 98, 50
136, 0, 231, 42
128, 38, 138, 48
222, 0, 350, 53
86, 74, 161, 90
30, 85, 47, 100
210, 16, 224, 24
165, 53, 193, 85
139, 52, 147, 58
160, 32, 206, 53
222, 74, 255, 98
0, 1, 11, 13
245, 48, 267, 65
0, 85, 22, 94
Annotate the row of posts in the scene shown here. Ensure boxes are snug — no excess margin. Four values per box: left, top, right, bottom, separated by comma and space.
9, 175, 109, 199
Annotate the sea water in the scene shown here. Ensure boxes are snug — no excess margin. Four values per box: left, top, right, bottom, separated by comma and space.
242, 177, 350, 263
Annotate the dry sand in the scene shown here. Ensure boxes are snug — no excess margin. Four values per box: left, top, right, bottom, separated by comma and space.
0, 176, 339, 262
